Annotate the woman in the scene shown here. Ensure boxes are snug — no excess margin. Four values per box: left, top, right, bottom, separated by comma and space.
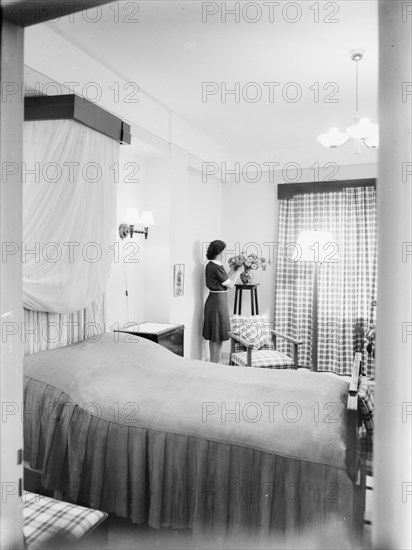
202, 240, 242, 363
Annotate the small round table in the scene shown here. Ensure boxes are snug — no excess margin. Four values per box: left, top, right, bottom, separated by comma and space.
233, 284, 259, 315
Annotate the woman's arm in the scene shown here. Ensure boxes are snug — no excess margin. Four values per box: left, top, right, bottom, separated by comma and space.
222, 266, 242, 289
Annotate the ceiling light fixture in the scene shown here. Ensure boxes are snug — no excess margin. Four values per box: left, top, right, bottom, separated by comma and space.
317, 50, 379, 150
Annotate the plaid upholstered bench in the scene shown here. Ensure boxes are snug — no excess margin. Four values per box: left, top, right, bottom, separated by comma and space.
23, 491, 107, 549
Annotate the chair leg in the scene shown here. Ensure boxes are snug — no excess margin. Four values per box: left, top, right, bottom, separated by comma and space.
352, 464, 367, 547
293, 344, 298, 369
229, 339, 235, 366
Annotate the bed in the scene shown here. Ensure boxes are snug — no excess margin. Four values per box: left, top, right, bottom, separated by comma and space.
23, 332, 366, 545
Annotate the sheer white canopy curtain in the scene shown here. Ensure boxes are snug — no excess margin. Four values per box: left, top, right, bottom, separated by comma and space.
22, 119, 119, 353
274, 186, 377, 378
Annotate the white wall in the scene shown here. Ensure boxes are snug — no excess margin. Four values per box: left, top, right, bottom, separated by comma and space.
142, 154, 174, 322
105, 144, 147, 329
221, 173, 277, 320
186, 168, 222, 360
141, 148, 222, 359
24, 24, 228, 164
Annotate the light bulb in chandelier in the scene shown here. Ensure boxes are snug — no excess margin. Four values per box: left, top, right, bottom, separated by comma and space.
347, 117, 378, 140
317, 127, 350, 148
362, 133, 379, 149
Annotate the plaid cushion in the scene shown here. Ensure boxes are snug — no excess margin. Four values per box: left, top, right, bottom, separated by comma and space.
260, 339, 275, 351
231, 350, 295, 368
358, 425, 373, 475
358, 376, 374, 434
23, 491, 107, 549
230, 314, 271, 351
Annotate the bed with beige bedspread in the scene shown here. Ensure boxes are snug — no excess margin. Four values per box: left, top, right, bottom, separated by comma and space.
24, 332, 364, 542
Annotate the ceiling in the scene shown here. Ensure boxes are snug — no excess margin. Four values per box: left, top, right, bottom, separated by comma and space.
24, 0, 379, 163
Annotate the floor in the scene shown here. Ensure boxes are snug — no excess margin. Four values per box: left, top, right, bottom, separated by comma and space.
78, 479, 374, 550
103, 521, 373, 550
363, 475, 374, 549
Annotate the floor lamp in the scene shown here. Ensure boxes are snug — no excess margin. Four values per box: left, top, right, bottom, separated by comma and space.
296, 230, 336, 371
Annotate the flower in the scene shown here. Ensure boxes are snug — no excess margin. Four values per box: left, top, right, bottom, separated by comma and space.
228, 253, 269, 272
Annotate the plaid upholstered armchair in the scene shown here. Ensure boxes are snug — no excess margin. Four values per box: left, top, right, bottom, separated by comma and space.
228, 314, 302, 369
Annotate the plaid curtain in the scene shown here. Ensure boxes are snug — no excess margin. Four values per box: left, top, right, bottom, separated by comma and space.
274, 187, 377, 377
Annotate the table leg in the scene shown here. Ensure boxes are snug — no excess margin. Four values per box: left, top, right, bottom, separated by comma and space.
255, 287, 259, 314
250, 289, 254, 315
234, 287, 239, 314
239, 289, 243, 315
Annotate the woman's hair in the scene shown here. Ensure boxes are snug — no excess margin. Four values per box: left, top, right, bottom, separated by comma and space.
206, 240, 226, 260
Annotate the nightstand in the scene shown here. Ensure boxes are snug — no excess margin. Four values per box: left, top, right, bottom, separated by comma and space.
115, 322, 185, 356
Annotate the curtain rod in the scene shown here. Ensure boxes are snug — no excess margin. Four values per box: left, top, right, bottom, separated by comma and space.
24, 94, 131, 145
277, 178, 376, 199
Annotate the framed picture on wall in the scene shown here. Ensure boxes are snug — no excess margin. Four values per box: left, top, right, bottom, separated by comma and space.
173, 264, 185, 296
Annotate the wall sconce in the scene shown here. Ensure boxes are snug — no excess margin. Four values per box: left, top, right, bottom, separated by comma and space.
119, 209, 155, 240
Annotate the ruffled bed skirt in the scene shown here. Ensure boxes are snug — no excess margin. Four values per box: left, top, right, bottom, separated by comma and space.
24, 377, 354, 540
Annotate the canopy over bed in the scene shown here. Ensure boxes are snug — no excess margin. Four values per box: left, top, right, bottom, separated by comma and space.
21, 94, 132, 352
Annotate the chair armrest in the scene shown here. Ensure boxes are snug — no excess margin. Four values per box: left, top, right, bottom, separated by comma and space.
346, 352, 362, 482
227, 332, 254, 349
349, 352, 361, 396
271, 330, 303, 345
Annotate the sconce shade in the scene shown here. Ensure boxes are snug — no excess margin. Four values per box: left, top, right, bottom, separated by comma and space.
124, 208, 139, 225
296, 230, 337, 263
140, 211, 155, 227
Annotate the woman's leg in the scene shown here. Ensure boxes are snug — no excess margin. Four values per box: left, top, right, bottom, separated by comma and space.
209, 341, 223, 363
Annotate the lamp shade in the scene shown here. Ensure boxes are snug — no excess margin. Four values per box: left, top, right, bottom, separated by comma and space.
317, 128, 350, 148
124, 208, 139, 225
346, 118, 378, 140
296, 230, 337, 263
140, 211, 155, 227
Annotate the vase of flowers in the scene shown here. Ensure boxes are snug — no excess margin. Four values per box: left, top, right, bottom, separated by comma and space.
240, 268, 254, 284
228, 253, 269, 285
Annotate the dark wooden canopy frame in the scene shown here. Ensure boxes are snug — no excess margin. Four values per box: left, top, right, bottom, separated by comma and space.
277, 178, 376, 199
3, 0, 114, 27
24, 95, 131, 145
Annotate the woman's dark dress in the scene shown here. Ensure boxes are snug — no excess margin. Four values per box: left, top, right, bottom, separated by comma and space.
202, 261, 231, 342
